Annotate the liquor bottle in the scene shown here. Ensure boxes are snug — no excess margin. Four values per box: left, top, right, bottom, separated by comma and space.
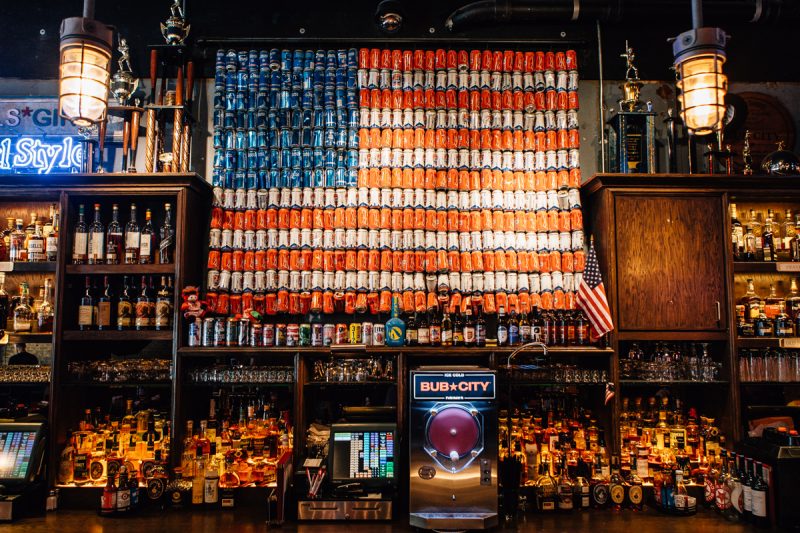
405, 312, 418, 346
88, 203, 104, 265
12, 282, 33, 332
417, 311, 430, 346
450, 310, 463, 346
78, 276, 95, 330
105, 204, 123, 265
124, 203, 140, 264
135, 275, 152, 330
1, 218, 13, 255
519, 310, 531, 344
429, 309, 441, 347
496, 305, 508, 346
204, 461, 219, 505
463, 308, 476, 347
534, 453, 557, 512
783, 209, 796, 256
743, 226, 757, 261
763, 212, 776, 262
117, 276, 133, 330
785, 279, 800, 320
750, 461, 769, 527
384, 296, 405, 347
155, 276, 172, 331
741, 456, 753, 523
608, 455, 625, 510
0, 274, 9, 334
740, 279, 763, 324
139, 209, 155, 264
46, 209, 59, 262
27, 222, 45, 262
441, 308, 453, 346
764, 284, 782, 319
730, 204, 743, 258
72, 204, 89, 264
793, 214, 800, 261
128, 467, 140, 511
628, 470, 644, 511
728, 452, 743, 521
9, 219, 26, 262
773, 302, 793, 337
508, 307, 520, 346
97, 276, 114, 330
574, 310, 589, 345
476, 307, 486, 347
37, 278, 54, 333
116, 468, 130, 514
192, 452, 205, 505
24, 212, 37, 237
754, 306, 773, 338
100, 473, 117, 516
590, 459, 610, 509
159, 203, 174, 264
573, 474, 591, 510
557, 456, 574, 511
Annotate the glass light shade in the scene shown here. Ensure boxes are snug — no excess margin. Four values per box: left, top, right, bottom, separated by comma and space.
58, 39, 111, 127
675, 53, 727, 136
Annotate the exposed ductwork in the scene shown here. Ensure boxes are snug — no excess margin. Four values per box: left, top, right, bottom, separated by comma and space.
445, 0, 796, 32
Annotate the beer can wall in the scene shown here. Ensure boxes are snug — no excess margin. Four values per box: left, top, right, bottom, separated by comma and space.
206, 47, 584, 320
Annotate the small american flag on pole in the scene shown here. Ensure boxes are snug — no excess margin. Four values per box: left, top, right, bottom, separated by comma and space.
577, 238, 613, 340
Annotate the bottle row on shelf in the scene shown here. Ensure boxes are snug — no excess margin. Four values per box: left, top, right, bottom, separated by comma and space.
0, 205, 59, 263
72, 203, 175, 266
0, 273, 54, 335
737, 278, 800, 337
77, 275, 175, 331
731, 203, 800, 262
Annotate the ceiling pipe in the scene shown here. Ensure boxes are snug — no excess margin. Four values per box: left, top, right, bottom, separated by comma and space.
445, 0, 794, 31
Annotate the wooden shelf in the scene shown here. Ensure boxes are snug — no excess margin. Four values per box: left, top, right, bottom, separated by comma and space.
617, 331, 729, 341
0, 381, 50, 387
304, 380, 394, 387
740, 381, 800, 386
61, 381, 171, 388
1, 332, 53, 344
178, 346, 614, 357
62, 330, 173, 341
735, 337, 800, 348
66, 264, 175, 275
620, 380, 729, 386
502, 381, 605, 387
0, 261, 56, 273
184, 382, 293, 388
733, 261, 800, 273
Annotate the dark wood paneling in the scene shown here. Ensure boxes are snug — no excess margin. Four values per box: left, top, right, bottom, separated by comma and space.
614, 194, 726, 331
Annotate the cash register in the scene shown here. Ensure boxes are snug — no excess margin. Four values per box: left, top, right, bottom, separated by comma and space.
0, 422, 47, 521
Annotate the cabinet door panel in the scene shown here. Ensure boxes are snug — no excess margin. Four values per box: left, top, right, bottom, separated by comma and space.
615, 194, 726, 330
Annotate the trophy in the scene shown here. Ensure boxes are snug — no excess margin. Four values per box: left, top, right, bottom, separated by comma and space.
606, 42, 657, 174
161, 0, 190, 45
743, 130, 753, 175
110, 37, 138, 105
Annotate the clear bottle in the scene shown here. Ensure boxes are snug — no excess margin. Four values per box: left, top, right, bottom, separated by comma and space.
159, 203, 174, 264
557, 456, 574, 511
740, 279, 763, 324
72, 204, 88, 264
37, 279, 54, 333
26, 222, 45, 262
46, 209, 59, 262
763, 212, 776, 262
743, 226, 757, 261
105, 204, 123, 265
441, 307, 453, 347
87, 203, 104, 265
0, 273, 9, 334
731, 204, 744, 259
748, 209, 763, 244
12, 282, 33, 332
535, 453, 557, 512
97, 276, 114, 330
10, 219, 26, 262
78, 276, 95, 331
139, 209, 155, 264
124, 203, 140, 264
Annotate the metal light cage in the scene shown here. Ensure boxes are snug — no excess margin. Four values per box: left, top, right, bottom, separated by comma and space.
675, 50, 727, 136
58, 7, 113, 127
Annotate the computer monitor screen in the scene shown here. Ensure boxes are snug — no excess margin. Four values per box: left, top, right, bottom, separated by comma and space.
0, 428, 39, 480
329, 423, 395, 485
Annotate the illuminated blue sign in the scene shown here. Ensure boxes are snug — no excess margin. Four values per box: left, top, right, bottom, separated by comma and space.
0, 136, 82, 174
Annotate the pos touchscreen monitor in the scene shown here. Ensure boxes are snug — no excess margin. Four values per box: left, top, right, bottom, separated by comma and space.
0, 423, 45, 485
329, 423, 396, 489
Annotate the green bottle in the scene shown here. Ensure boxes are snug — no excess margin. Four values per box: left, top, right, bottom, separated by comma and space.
385, 296, 406, 347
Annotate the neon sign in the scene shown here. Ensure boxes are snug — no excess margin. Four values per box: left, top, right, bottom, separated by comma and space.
0, 136, 82, 174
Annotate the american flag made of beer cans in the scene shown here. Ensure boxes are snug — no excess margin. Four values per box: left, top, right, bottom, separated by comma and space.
206, 47, 584, 320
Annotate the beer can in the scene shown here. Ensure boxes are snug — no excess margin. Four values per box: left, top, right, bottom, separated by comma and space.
323, 323, 336, 346
187, 319, 201, 347
214, 318, 226, 346
225, 317, 239, 347
286, 324, 299, 347
250, 323, 263, 347
373, 323, 385, 345
311, 323, 324, 346
361, 322, 373, 346
263, 323, 276, 346
335, 323, 349, 345
299, 323, 311, 346
348, 323, 362, 344
275, 323, 287, 346
202, 317, 216, 347
238, 318, 250, 347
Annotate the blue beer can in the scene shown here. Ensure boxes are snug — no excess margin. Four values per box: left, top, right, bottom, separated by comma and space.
245, 111, 256, 129
310, 128, 324, 148
245, 170, 257, 189
324, 148, 337, 167
248, 50, 258, 70
268, 49, 280, 70
326, 50, 337, 69
268, 71, 280, 90
234, 128, 246, 150
346, 69, 357, 90
219, 111, 233, 129
287, 91, 299, 109
347, 49, 358, 69
257, 169, 268, 189
212, 150, 224, 168
236, 149, 247, 169
216, 49, 226, 70
300, 169, 311, 187
312, 107, 325, 128
248, 90, 258, 110
225, 72, 236, 93
299, 128, 312, 147
345, 149, 359, 168
215, 68, 225, 89
315, 50, 327, 68
280, 49, 293, 71
335, 68, 347, 87
335, 128, 348, 148
257, 148, 268, 169
334, 87, 346, 108
304, 50, 314, 69
336, 49, 347, 67
256, 110, 267, 128
323, 129, 336, 148
213, 90, 224, 109
299, 109, 313, 128
289, 68, 301, 90
224, 149, 236, 169
323, 107, 336, 128
225, 90, 236, 111
301, 69, 313, 91
212, 166, 223, 187
289, 148, 301, 167
225, 50, 238, 71
278, 148, 290, 167
293, 49, 304, 69
236, 71, 248, 91
212, 128, 223, 149
237, 50, 248, 69
278, 169, 290, 188
276, 90, 290, 109
256, 91, 267, 109
324, 67, 337, 87
347, 168, 358, 186
247, 149, 258, 170
347, 109, 359, 128
334, 167, 347, 187
312, 89, 324, 108
259, 50, 269, 69
266, 128, 277, 148
312, 148, 324, 167
235, 91, 247, 111
311, 168, 324, 187
347, 128, 359, 148
289, 168, 303, 188
268, 169, 279, 188
223, 169, 235, 189
324, 168, 336, 187
246, 128, 257, 148
345, 89, 357, 108
312, 69, 325, 88
233, 170, 245, 189
301, 148, 312, 168
258, 68, 269, 88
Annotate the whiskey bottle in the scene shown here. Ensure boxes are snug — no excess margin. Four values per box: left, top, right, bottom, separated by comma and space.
46, 209, 58, 262
452, 310, 464, 346
496, 305, 508, 346
124, 203, 140, 264
159, 203, 174, 264
475, 308, 487, 347
417, 311, 430, 346
763, 212, 776, 262
750, 461, 769, 527
519, 310, 531, 344
9, 219, 26, 262
743, 226, 757, 261
441, 308, 453, 346
740, 279, 763, 324
97, 276, 114, 330
405, 312, 418, 346
105, 204, 123, 265
72, 204, 88, 264
117, 276, 133, 330
783, 209, 796, 256
37, 279, 54, 333
793, 215, 800, 261
155, 276, 172, 331
26, 222, 45, 262
12, 282, 33, 332
139, 209, 155, 264
773, 302, 793, 337
135, 275, 152, 330
78, 276, 95, 331
534, 453, 557, 512
748, 209, 763, 248
608, 455, 625, 510
785, 279, 800, 320
730, 204, 743, 258
87, 203, 104, 265
556, 456, 574, 511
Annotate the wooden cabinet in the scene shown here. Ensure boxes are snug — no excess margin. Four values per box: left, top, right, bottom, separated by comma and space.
614, 194, 727, 331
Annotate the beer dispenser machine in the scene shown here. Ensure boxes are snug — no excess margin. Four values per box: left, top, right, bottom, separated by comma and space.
409, 367, 498, 530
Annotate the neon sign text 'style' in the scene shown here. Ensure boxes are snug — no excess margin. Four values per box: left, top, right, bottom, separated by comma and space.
0, 136, 82, 174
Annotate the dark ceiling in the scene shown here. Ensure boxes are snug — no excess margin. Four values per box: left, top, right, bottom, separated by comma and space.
2, 0, 799, 82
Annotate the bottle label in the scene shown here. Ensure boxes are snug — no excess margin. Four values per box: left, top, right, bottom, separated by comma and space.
116, 488, 130, 511
418, 327, 430, 344
520, 324, 531, 341
441, 329, 453, 344
97, 301, 111, 327
541, 501, 555, 511
636, 458, 649, 478
592, 484, 609, 505
464, 326, 475, 343
497, 325, 508, 344
140, 237, 151, 258
715, 486, 732, 510
73, 232, 88, 258
101, 490, 117, 512
135, 302, 152, 326
117, 301, 133, 327
155, 300, 172, 328
89, 233, 104, 260
610, 484, 625, 504
429, 325, 441, 344
751, 490, 767, 517
731, 483, 743, 513
476, 324, 486, 343
27, 239, 44, 259
14, 317, 31, 331
126, 231, 141, 249
628, 485, 643, 506
78, 304, 94, 326
509, 325, 519, 344
46, 236, 57, 254
743, 485, 752, 512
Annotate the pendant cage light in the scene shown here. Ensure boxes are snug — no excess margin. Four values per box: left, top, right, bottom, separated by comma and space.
58, 0, 113, 127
